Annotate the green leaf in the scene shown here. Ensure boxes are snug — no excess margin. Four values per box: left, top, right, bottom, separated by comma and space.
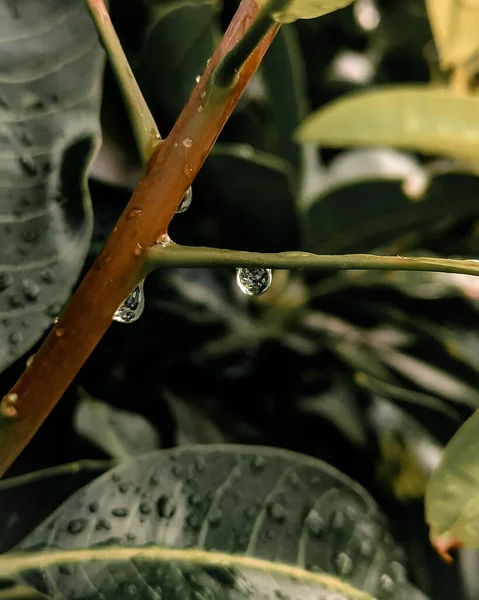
137, 0, 221, 121
5, 446, 427, 600
261, 0, 355, 24
0, 460, 111, 554
194, 144, 300, 252
297, 86, 479, 164
425, 0, 479, 68
0, 0, 103, 372
303, 173, 479, 254
261, 25, 309, 174
426, 409, 479, 560
73, 393, 161, 461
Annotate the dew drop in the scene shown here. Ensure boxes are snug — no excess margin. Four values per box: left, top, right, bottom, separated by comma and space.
197, 105, 204, 113
195, 74, 201, 83
5, 392, 18, 404
114, 280, 145, 324
305, 508, 325, 536
128, 208, 141, 219
26, 354, 35, 367
133, 242, 143, 256
177, 186, 193, 214
55, 327, 65, 338
183, 137, 193, 148
67, 518, 87, 534
268, 502, 286, 522
236, 268, 272, 297
156, 495, 176, 519
111, 507, 129, 517
0, 273, 13, 291
21, 279, 40, 301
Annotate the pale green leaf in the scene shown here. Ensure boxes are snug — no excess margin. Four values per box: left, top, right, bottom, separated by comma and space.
426, 409, 479, 561
425, 0, 479, 68
297, 86, 479, 164
260, 0, 355, 24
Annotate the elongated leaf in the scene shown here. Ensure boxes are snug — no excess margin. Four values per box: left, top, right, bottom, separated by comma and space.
260, 0, 355, 24
261, 25, 308, 174
0, 0, 103, 372
425, 0, 479, 68
4, 446, 427, 600
426, 409, 479, 561
297, 86, 479, 164
137, 0, 221, 121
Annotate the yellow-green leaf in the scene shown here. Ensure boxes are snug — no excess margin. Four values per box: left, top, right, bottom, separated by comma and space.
425, 0, 479, 68
425, 409, 479, 562
260, 0, 355, 24
297, 85, 479, 164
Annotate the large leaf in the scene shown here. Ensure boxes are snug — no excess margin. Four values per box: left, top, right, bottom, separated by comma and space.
297, 86, 479, 164
426, 409, 479, 561
261, 25, 308, 175
3, 446, 427, 600
137, 0, 221, 122
425, 0, 479, 68
0, 0, 103, 372
303, 173, 479, 253
259, 0, 355, 24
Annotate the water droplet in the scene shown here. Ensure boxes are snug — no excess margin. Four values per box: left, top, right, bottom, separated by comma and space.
114, 280, 145, 324
128, 208, 141, 219
0, 273, 13, 291
176, 186, 193, 214
67, 518, 87, 534
1, 404, 17, 418
157, 495, 176, 519
197, 105, 204, 113
268, 502, 286, 522
183, 137, 193, 148
334, 552, 353, 576
95, 519, 111, 531
55, 327, 65, 338
305, 509, 325, 536
19, 155, 37, 176
380, 574, 395, 593
9, 331, 23, 344
21, 279, 40, 301
88, 502, 99, 513
133, 242, 143, 256
196, 74, 201, 83
26, 354, 35, 367
236, 268, 272, 297
156, 233, 171, 246
111, 507, 129, 517
5, 392, 18, 404
208, 508, 222, 526
139, 502, 152, 515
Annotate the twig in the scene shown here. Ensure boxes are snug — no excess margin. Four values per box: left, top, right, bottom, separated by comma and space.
148, 243, 479, 277
0, 0, 279, 477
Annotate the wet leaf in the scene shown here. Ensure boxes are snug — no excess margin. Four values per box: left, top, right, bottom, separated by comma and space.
261, 25, 308, 174
425, 0, 479, 68
297, 86, 479, 164
426, 409, 479, 561
74, 394, 161, 461
0, 0, 103, 372
0, 460, 111, 553
261, 0, 355, 24
5, 446, 427, 600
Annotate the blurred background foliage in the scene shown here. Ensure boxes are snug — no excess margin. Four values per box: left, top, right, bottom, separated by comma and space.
2, 0, 479, 598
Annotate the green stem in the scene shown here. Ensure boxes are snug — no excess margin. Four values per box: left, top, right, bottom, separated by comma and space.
147, 243, 479, 277
86, 0, 161, 164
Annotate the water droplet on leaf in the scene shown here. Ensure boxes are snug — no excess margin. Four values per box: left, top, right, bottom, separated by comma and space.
67, 518, 87, 534
177, 186, 192, 213
114, 280, 145, 324
236, 268, 272, 297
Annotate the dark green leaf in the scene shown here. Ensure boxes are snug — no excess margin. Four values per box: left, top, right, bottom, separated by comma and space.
6, 446, 427, 600
261, 25, 308, 174
0, 0, 103, 372
137, 0, 221, 121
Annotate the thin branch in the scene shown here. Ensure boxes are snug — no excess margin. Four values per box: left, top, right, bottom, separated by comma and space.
86, 0, 161, 163
148, 243, 479, 277
0, 0, 279, 477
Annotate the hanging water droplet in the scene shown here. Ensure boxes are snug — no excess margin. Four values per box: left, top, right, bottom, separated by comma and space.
177, 186, 192, 213
114, 280, 145, 324
195, 74, 201, 83
236, 268, 272, 297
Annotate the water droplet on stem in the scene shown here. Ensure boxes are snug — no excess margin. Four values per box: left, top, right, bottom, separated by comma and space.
236, 268, 272, 297
177, 187, 193, 213
114, 280, 145, 324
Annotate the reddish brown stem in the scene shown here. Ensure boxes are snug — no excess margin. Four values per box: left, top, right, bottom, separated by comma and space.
0, 0, 279, 476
